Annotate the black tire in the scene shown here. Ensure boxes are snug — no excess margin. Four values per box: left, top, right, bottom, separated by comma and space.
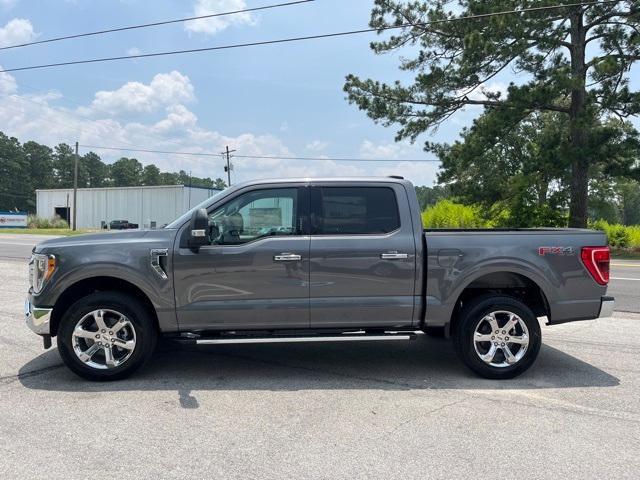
57, 291, 157, 381
453, 295, 541, 379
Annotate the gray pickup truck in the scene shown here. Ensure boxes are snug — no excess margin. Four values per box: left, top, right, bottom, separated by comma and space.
25, 177, 614, 381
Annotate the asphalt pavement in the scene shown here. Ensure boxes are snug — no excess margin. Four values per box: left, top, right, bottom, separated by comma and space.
0, 234, 58, 260
610, 260, 640, 313
1, 256, 639, 479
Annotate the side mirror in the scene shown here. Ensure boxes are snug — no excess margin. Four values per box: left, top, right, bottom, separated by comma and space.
188, 208, 209, 251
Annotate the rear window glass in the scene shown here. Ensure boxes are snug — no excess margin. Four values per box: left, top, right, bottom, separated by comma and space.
318, 187, 400, 235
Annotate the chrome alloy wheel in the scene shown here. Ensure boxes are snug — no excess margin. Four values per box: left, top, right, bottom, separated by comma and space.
473, 310, 530, 368
71, 309, 136, 370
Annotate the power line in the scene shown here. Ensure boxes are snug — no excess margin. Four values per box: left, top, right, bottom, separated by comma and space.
0, 0, 623, 74
0, 0, 314, 51
78, 144, 441, 163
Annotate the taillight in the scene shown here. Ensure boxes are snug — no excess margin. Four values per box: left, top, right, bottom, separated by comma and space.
581, 246, 610, 285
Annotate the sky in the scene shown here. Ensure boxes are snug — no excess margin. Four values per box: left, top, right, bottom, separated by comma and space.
0, 0, 636, 187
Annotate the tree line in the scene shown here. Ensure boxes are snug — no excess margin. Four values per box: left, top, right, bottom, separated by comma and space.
2, 126, 638, 226
0, 131, 227, 212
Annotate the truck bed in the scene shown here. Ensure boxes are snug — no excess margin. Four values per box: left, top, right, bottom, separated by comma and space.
422, 228, 608, 327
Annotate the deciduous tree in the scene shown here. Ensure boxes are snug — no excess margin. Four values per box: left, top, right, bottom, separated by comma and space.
142, 164, 162, 186
0, 133, 30, 211
23, 141, 54, 191
54, 143, 88, 188
110, 157, 143, 186
83, 152, 110, 188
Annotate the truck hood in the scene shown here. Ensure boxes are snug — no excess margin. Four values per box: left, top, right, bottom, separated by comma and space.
34, 229, 175, 252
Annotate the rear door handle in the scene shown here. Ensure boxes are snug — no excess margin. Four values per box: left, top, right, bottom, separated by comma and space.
274, 253, 302, 262
380, 252, 408, 260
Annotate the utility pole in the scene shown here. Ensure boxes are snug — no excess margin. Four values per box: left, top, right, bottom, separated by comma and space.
73, 142, 79, 231
221, 145, 236, 186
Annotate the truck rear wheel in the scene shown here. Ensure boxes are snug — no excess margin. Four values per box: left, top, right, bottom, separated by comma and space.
57, 292, 157, 381
453, 295, 541, 379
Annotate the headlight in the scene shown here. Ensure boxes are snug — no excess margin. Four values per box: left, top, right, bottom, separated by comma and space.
29, 254, 56, 294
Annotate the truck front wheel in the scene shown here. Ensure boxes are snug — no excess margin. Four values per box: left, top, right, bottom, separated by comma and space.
57, 292, 157, 381
453, 295, 541, 379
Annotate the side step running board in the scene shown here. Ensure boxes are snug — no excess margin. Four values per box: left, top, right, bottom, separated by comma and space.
194, 332, 420, 345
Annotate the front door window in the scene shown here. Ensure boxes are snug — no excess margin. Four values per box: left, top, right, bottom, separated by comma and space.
207, 188, 298, 245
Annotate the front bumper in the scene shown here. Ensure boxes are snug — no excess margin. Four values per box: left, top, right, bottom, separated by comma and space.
598, 296, 615, 319
24, 298, 53, 335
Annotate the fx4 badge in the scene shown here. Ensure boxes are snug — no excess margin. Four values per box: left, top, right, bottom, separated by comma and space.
538, 246, 575, 256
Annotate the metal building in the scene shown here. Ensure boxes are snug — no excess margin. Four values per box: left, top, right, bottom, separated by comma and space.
36, 185, 221, 229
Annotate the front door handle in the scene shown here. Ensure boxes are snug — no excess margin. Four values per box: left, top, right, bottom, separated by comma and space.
380, 252, 408, 260
274, 253, 302, 262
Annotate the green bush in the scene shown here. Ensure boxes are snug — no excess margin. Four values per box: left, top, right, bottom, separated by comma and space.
27, 215, 69, 229
422, 200, 488, 228
590, 219, 639, 248
485, 202, 511, 228
608, 225, 631, 248
628, 225, 640, 248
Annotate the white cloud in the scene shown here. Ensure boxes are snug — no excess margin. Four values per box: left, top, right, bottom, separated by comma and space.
185, 0, 256, 36
0, 94, 291, 181
0, 66, 17, 95
0, 18, 37, 47
82, 71, 195, 116
0, 0, 18, 10
127, 46, 141, 56
373, 162, 440, 186
0, 70, 296, 181
462, 81, 509, 102
359, 140, 440, 185
0, 71, 440, 185
152, 104, 198, 133
305, 140, 328, 152
359, 139, 409, 160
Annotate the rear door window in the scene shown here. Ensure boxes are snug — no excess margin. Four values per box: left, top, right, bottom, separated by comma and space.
315, 187, 400, 235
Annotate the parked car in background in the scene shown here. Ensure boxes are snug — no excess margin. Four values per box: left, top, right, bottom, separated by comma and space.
109, 220, 139, 230
24, 177, 613, 381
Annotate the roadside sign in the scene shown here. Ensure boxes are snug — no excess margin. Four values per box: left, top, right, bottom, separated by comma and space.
0, 211, 28, 228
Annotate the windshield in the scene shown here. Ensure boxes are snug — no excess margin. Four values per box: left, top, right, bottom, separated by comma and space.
164, 189, 227, 229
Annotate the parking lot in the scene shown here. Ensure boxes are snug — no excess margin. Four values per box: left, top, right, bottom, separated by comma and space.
1, 241, 639, 479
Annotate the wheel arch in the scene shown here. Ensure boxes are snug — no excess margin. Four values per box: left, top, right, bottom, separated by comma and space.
447, 271, 550, 337
50, 276, 160, 337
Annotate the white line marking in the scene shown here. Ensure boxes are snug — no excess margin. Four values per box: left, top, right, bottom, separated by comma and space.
610, 277, 640, 281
